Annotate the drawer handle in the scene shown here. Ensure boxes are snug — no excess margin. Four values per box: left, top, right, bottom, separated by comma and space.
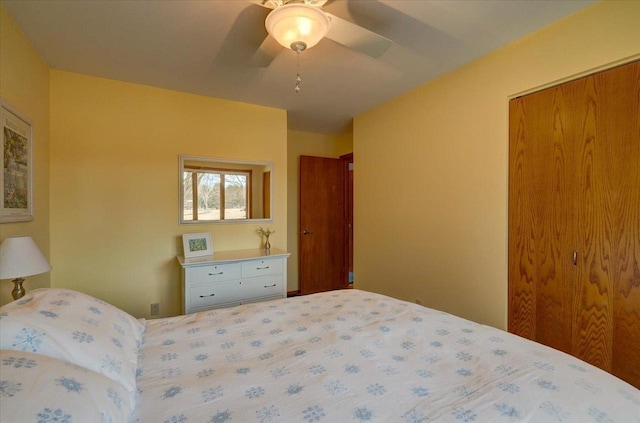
256, 266, 270, 270
199, 293, 216, 298
264, 284, 277, 288
208, 272, 224, 275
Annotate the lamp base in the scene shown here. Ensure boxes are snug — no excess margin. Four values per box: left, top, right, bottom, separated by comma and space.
11, 277, 26, 300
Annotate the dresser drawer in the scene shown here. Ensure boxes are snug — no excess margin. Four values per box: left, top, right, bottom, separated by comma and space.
186, 263, 241, 285
189, 281, 243, 310
241, 258, 283, 278
179, 249, 289, 314
242, 275, 283, 298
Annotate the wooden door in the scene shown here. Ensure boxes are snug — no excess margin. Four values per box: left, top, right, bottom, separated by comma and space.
508, 80, 577, 354
299, 155, 346, 295
508, 61, 640, 388
572, 61, 640, 385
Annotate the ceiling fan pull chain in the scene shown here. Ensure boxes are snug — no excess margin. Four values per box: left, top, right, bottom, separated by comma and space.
295, 49, 302, 94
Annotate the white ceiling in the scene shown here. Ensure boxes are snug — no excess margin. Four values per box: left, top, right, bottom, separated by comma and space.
3, 0, 597, 135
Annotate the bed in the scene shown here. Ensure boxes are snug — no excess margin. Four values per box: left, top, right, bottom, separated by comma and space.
1, 288, 638, 422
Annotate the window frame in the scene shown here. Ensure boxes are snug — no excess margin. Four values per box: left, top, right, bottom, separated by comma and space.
178, 155, 273, 225
183, 166, 251, 221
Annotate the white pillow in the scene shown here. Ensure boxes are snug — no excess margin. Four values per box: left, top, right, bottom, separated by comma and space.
0, 288, 145, 400
0, 349, 135, 422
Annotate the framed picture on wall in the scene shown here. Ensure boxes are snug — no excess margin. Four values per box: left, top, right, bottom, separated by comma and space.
182, 232, 213, 258
1, 101, 33, 223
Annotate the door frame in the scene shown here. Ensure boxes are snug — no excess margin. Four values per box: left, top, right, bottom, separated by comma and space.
340, 153, 353, 288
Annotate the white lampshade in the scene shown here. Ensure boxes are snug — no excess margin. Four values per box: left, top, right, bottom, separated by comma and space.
265, 4, 330, 51
0, 236, 52, 279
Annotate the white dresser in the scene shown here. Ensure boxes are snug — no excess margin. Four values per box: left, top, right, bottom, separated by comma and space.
177, 248, 290, 314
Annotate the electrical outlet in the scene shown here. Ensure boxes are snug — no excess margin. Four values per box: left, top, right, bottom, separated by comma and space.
150, 303, 160, 316
415, 298, 423, 306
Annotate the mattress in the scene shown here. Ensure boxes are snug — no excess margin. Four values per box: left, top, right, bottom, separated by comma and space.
131, 289, 640, 422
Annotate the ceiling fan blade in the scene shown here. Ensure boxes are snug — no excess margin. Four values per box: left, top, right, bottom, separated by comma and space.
324, 12, 392, 58
248, 0, 329, 8
248, 0, 277, 9
250, 35, 281, 67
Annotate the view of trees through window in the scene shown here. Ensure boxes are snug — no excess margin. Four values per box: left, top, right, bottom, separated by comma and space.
183, 169, 249, 221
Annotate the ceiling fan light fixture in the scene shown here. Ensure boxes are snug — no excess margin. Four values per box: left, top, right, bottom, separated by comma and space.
265, 4, 330, 51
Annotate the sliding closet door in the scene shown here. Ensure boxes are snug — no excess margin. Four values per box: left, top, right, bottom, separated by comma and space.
509, 60, 640, 388
572, 61, 640, 386
508, 80, 577, 354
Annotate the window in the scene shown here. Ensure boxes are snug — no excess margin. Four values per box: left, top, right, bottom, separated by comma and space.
179, 155, 273, 224
183, 166, 250, 221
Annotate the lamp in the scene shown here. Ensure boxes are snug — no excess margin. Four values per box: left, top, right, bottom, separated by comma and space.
0, 236, 51, 300
265, 3, 330, 52
265, 3, 330, 93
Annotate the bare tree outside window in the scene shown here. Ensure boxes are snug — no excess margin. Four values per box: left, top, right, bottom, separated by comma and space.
183, 169, 248, 221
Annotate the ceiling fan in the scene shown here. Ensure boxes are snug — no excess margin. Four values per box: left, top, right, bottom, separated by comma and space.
248, 0, 393, 67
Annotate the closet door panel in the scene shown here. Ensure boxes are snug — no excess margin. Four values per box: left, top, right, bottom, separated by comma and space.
611, 61, 640, 388
508, 85, 575, 353
572, 74, 614, 372
508, 97, 536, 339
574, 62, 640, 384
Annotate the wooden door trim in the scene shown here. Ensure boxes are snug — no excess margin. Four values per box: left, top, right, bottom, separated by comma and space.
340, 153, 353, 288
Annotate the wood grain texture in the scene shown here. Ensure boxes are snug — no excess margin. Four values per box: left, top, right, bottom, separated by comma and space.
571, 73, 614, 373
508, 84, 575, 354
508, 98, 536, 339
509, 61, 640, 388
574, 61, 640, 386
299, 155, 346, 295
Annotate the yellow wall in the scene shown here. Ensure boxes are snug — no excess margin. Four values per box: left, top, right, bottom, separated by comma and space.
50, 71, 287, 318
0, 6, 50, 306
354, 1, 640, 329
287, 129, 352, 291
4, 0, 636, 325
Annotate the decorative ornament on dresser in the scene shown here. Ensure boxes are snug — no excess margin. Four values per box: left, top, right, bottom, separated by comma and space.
257, 227, 274, 251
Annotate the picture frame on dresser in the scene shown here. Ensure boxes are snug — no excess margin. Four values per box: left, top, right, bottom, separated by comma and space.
1, 101, 33, 223
182, 232, 213, 258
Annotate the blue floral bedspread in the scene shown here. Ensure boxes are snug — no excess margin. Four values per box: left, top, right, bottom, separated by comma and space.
132, 289, 639, 422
